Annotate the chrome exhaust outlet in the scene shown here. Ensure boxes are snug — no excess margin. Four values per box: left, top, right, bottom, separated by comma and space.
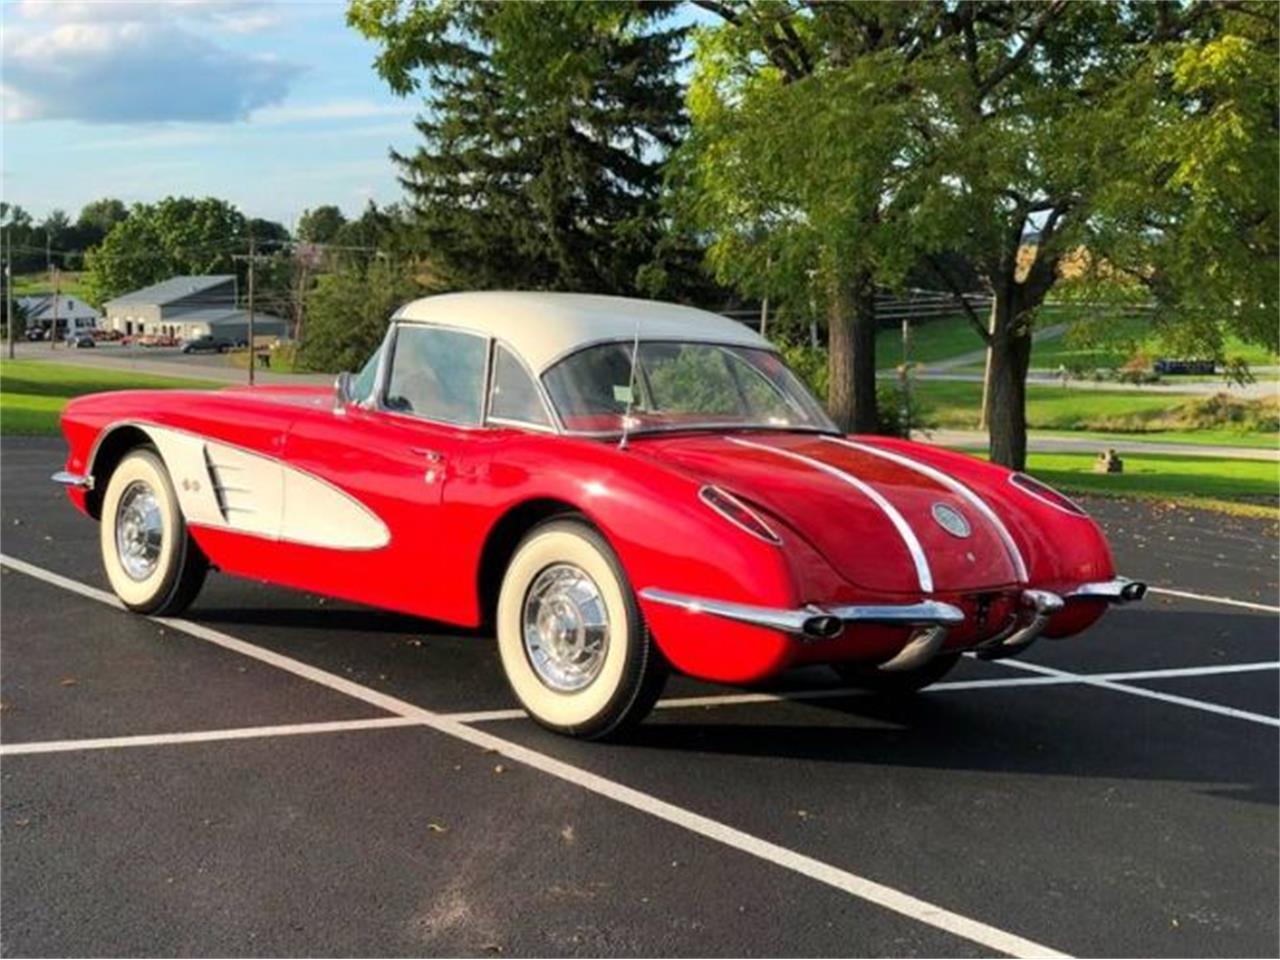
1066, 577, 1147, 604
977, 589, 1064, 660
878, 625, 948, 672
801, 614, 846, 640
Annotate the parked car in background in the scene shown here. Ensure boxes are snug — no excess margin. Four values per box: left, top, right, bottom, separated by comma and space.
52, 293, 1145, 740
181, 335, 233, 355
72, 334, 96, 349
25, 327, 46, 341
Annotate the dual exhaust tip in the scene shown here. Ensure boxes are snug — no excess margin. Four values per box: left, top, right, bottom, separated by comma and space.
1119, 580, 1147, 603
801, 614, 845, 640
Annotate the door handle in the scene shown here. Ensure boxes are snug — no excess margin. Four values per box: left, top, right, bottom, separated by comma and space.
410, 447, 444, 463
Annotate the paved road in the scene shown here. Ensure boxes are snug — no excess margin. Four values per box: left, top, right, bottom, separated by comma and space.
5, 341, 333, 387
1, 435, 1277, 957
916, 428, 1280, 462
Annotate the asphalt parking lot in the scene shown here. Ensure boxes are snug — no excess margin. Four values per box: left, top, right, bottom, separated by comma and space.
1, 435, 1276, 958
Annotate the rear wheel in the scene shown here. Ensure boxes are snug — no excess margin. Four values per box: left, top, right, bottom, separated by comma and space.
831, 652, 961, 695
100, 448, 208, 615
496, 518, 666, 739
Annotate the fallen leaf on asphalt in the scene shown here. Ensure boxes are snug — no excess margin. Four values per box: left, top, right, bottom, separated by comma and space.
427, 822, 447, 833
59, 677, 78, 687
493, 764, 506, 774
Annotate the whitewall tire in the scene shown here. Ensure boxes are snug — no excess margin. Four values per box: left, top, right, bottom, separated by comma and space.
100, 448, 208, 615
496, 518, 666, 739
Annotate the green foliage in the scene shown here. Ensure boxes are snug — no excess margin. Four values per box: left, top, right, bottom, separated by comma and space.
297, 205, 348, 244
777, 341, 911, 436
298, 257, 423, 373
348, 0, 706, 298
676, 10, 927, 311
83, 197, 249, 306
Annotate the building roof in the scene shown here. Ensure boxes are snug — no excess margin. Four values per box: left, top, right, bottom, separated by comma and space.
104, 275, 235, 308
394, 292, 769, 373
170, 307, 287, 328
16, 295, 101, 320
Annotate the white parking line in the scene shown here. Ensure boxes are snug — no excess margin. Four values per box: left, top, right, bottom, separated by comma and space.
445, 661, 1280, 724
995, 659, 1280, 728
1148, 586, 1280, 613
0, 716, 419, 756
0, 553, 1068, 960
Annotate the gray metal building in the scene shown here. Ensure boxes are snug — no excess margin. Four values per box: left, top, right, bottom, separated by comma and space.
103, 275, 287, 341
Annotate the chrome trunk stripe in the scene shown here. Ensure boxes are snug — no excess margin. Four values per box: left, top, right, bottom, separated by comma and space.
727, 437, 934, 593
823, 437, 1030, 582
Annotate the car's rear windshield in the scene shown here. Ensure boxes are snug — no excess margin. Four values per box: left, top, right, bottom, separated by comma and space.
542, 340, 835, 435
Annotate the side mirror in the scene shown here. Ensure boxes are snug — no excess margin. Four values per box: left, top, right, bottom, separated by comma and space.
333, 371, 355, 414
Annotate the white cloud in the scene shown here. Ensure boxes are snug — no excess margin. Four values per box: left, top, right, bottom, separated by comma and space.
250, 98, 416, 124
3, 1, 302, 124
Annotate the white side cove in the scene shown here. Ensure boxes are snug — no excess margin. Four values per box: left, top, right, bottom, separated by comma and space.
142, 426, 390, 550
727, 437, 934, 593
822, 437, 1030, 583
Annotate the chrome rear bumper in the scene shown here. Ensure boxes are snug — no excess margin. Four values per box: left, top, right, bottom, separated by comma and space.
641, 574, 1145, 671
51, 471, 94, 490
639, 588, 964, 641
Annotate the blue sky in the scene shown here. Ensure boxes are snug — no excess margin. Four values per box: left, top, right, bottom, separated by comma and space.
1, 0, 424, 229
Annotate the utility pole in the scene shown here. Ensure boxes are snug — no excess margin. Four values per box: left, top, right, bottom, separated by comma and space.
978, 297, 996, 432
5, 228, 13, 361
246, 235, 256, 387
900, 316, 912, 437
50, 266, 60, 349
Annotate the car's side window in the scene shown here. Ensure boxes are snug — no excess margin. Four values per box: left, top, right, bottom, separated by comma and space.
384, 325, 487, 426
489, 344, 553, 428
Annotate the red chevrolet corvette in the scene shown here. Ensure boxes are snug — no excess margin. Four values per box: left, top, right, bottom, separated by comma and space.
55, 293, 1144, 738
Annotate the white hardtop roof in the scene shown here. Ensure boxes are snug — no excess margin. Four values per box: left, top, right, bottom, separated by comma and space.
393, 292, 770, 373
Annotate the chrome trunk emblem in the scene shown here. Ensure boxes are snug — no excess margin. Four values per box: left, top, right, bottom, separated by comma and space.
931, 502, 971, 538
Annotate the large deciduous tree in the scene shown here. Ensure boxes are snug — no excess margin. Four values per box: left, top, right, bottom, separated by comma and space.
677, 3, 939, 433
84, 197, 248, 305
687, 1, 1277, 465
913, 0, 1277, 468
348, 0, 695, 297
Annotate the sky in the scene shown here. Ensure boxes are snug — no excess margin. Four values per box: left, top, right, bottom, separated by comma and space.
0, 0, 425, 230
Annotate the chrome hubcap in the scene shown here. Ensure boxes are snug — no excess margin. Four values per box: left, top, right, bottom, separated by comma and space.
522, 563, 610, 692
115, 480, 163, 581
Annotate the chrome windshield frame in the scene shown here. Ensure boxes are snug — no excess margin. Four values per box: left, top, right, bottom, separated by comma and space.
539, 338, 837, 439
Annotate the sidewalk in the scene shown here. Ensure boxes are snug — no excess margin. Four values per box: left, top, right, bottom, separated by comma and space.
914, 428, 1279, 462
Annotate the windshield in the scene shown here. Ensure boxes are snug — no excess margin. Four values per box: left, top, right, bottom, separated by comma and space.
542, 340, 835, 435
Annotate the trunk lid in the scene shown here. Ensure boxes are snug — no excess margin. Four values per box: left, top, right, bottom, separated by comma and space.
634, 432, 1020, 595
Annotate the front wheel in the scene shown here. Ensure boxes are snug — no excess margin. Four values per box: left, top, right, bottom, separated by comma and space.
831, 652, 961, 695
496, 518, 667, 739
100, 448, 208, 615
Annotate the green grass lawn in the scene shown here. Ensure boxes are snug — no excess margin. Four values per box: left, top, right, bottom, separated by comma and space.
876, 314, 984, 370
0, 360, 218, 435
11, 272, 90, 302
1029, 311, 1279, 371
1025, 451, 1278, 517
912, 379, 1180, 429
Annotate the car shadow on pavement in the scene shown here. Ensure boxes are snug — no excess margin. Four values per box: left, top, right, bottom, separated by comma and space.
619, 691, 1280, 806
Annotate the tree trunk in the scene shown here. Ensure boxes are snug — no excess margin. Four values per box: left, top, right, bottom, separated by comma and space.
827, 269, 878, 434
986, 306, 1032, 469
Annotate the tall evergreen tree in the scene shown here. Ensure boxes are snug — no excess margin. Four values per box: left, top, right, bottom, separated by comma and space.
349, 0, 694, 297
